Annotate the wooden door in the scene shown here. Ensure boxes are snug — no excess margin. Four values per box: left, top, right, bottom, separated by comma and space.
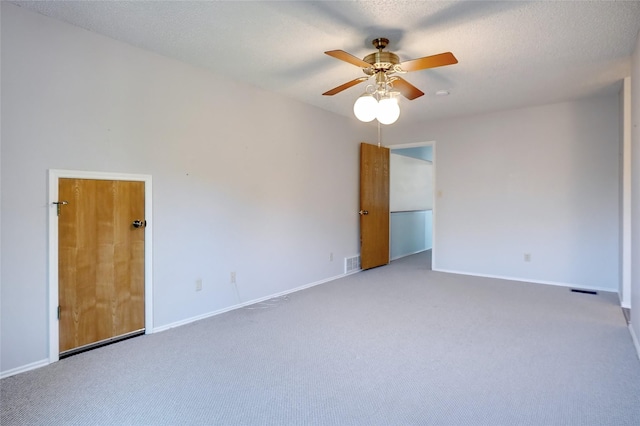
58, 178, 145, 354
360, 142, 390, 270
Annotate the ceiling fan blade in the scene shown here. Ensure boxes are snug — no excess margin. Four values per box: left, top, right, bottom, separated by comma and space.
390, 77, 424, 100
325, 50, 372, 68
400, 52, 458, 72
322, 77, 369, 96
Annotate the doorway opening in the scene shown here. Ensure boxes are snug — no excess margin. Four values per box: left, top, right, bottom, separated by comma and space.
389, 141, 436, 270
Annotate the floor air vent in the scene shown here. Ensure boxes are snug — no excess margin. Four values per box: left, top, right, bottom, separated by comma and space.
570, 289, 598, 295
344, 255, 361, 274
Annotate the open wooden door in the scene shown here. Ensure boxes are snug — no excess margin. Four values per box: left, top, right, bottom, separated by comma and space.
360, 142, 390, 270
58, 178, 145, 355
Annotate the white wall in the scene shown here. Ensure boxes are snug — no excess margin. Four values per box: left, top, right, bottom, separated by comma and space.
387, 96, 620, 291
390, 211, 432, 260
630, 29, 640, 355
0, 4, 375, 375
390, 154, 433, 212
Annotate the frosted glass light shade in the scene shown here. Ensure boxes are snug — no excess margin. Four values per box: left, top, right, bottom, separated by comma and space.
353, 94, 378, 122
376, 97, 400, 125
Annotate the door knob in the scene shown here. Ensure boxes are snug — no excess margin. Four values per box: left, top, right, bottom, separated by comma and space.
132, 220, 147, 228
359, 210, 369, 216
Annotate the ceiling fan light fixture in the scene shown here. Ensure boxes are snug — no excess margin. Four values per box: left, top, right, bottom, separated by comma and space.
353, 93, 378, 122
376, 96, 400, 125
323, 38, 457, 123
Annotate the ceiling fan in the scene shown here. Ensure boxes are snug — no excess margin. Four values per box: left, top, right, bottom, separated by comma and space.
322, 37, 458, 101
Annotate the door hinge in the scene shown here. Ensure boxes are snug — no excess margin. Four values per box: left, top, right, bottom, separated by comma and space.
57, 305, 61, 320
53, 201, 68, 216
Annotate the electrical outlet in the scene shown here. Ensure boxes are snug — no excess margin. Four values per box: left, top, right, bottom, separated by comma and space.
230, 272, 236, 284
524, 253, 531, 262
195, 279, 202, 291
330, 252, 334, 262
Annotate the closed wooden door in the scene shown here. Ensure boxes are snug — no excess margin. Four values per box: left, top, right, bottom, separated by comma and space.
360, 142, 390, 270
58, 178, 145, 354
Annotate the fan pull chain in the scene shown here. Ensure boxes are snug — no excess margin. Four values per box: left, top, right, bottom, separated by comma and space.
377, 120, 381, 148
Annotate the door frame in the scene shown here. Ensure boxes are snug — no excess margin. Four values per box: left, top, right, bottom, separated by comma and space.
48, 169, 153, 364
388, 141, 437, 268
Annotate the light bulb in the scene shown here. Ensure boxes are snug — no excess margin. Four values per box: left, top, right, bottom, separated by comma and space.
376, 97, 400, 125
353, 94, 378, 122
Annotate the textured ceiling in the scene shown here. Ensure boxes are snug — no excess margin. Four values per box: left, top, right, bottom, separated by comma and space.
11, 1, 640, 125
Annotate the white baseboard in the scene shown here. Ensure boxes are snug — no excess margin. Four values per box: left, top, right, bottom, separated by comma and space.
432, 268, 616, 293
1, 271, 360, 377
630, 324, 640, 361
153, 271, 358, 334
1, 358, 49, 379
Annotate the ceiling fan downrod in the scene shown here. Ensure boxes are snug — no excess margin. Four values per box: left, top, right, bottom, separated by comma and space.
372, 37, 389, 50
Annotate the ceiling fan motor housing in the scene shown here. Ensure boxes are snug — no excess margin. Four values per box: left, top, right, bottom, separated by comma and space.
363, 51, 400, 73
362, 37, 399, 74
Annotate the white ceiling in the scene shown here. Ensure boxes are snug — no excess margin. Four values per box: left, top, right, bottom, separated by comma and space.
11, 1, 640, 125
